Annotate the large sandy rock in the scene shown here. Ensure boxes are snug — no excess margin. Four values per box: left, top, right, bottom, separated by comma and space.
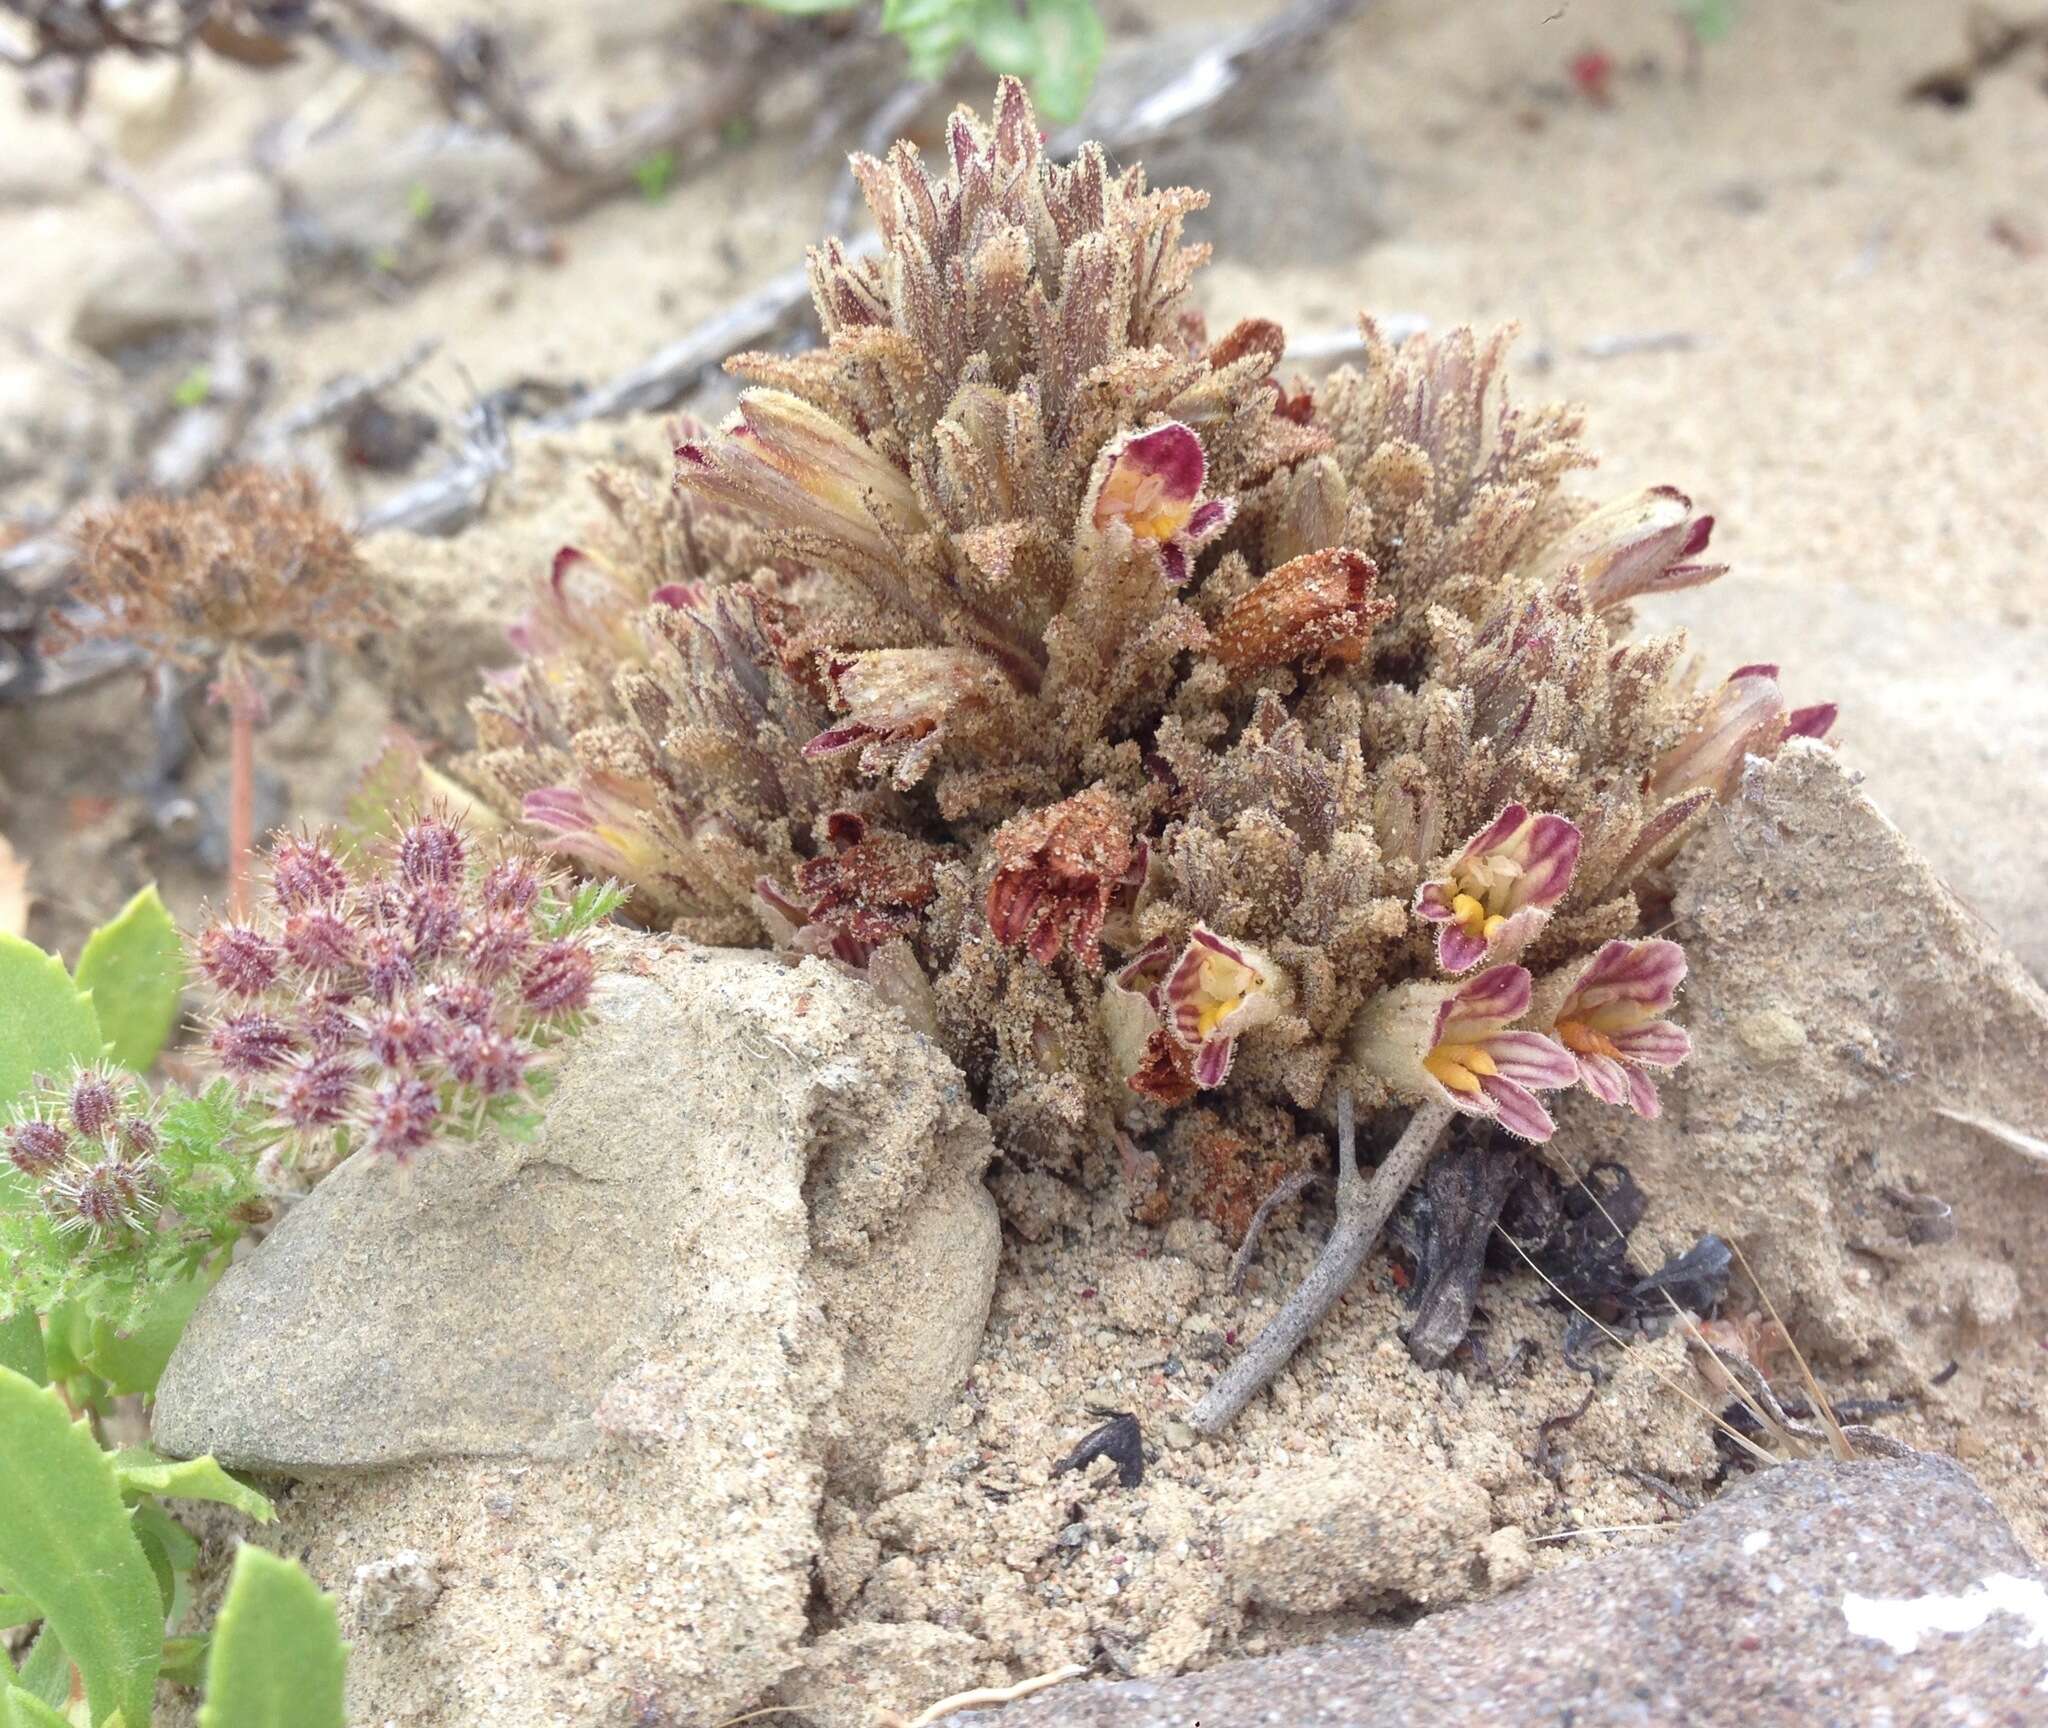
1559, 745, 2048, 1374
153, 935, 1000, 1726
989, 1454, 2048, 1725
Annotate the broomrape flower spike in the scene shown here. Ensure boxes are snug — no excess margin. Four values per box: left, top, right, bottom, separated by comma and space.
1542, 937, 1693, 1119
1414, 804, 1582, 973
1651, 663, 1838, 802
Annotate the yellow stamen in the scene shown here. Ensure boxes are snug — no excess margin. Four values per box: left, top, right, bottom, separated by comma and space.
1556, 1018, 1622, 1060
1424, 1041, 1498, 1094
1481, 913, 1507, 940
1450, 892, 1489, 938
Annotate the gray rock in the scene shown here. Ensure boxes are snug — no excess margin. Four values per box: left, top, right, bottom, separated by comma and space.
989, 1455, 2048, 1726
154, 936, 999, 1484
151, 937, 1000, 1728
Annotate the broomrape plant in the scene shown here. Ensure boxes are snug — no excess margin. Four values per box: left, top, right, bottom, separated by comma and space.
462, 79, 1832, 1425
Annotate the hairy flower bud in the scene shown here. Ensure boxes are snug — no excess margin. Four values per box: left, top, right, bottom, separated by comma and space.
397, 817, 468, 889
210, 1009, 298, 1077
359, 1076, 441, 1163
521, 940, 596, 1016
5, 1116, 71, 1178
197, 923, 282, 997
68, 1068, 122, 1140
269, 834, 349, 910
281, 908, 361, 979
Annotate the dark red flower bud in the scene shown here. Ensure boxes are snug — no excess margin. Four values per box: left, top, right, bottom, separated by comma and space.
397, 818, 467, 890
269, 835, 349, 911
211, 1010, 298, 1077
361, 930, 418, 1005
276, 1054, 360, 1129
118, 1116, 160, 1159
282, 908, 362, 979
521, 940, 596, 1016
480, 858, 542, 915
198, 923, 282, 997
443, 1025, 528, 1097
426, 979, 496, 1031
464, 912, 533, 983
362, 1007, 437, 1070
5, 1117, 71, 1178
360, 1076, 441, 1162
68, 1069, 122, 1139
298, 993, 360, 1057
405, 887, 464, 961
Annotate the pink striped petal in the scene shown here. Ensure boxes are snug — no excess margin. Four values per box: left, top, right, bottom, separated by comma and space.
1481, 1075, 1557, 1143
1575, 1052, 1633, 1109
1608, 1019, 1692, 1067
1481, 905, 1551, 968
1515, 814, 1583, 908
1435, 922, 1491, 974
1193, 1035, 1235, 1089
1784, 702, 1837, 741
1567, 938, 1687, 1015
1413, 883, 1457, 924
1437, 964, 1532, 1040
1484, 1030, 1579, 1090
1624, 1064, 1664, 1120
1459, 802, 1530, 862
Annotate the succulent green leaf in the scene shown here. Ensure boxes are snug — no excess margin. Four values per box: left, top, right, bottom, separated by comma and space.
159, 1637, 209, 1687
109, 1451, 272, 1523
198, 1547, 348, 1728
882, 0, 975, 80
74, 1257, 224, 1396
11, 1631, 66, 1711
0, 1369, 161, 1728
0, 1684, 73, 1728
0, 1597, 37, 1631
72, 887, 184, 1074
0, 1310, 44, 1386
0, 933, 103, 1111
130, 1501, 200, 1573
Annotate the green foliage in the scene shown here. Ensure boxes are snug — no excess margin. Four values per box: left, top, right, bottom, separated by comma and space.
0, 1309, 45, 1385
0, 933, 103, 1108
1673, 0, 1739, 42
170, 368, 212, 410
73, 888, 184, 1075
196, 1547, 347, 1728
0, 1685, 72, 1728
737, 0, 1102, 122
1, 1081, 265, 1338
0, 1369, 162, 1728
538, 877, 630, 939
339, 729, 505, 858
632, 149, 677, 200
108, 1451, 274, 1525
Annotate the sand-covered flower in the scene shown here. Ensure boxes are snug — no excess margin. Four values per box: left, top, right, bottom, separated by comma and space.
1538, 938, 1692, 1119
987, 787, 1144, 969
1414, 804, 1581, 973
1650, 664, 1837, 802
1531, 485, 1726, 612
1211, 547, 1390, 671
1079, 423, 1235, 586
804, 647, 1014, 788
1351, 964, 1577, 1142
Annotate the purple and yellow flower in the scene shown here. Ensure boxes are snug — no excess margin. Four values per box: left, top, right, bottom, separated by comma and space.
1080, 422, 1235, 586
1539, 938, 1692, 1120
1414, 803, 1582, 973
1160, 927, 1285, 1089
522, 781, 668, 887
1531, 486, 1726, 613
1649, 663, 1837, 802
1351, 964, 1578, 1142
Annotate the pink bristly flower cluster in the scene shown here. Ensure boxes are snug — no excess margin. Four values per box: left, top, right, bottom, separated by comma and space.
196, 817, 598, 1165
4, 1065, 165, 1241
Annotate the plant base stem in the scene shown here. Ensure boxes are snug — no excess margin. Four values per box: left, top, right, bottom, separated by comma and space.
1189, 1094, 1455, 1435
224, 672, 259, 915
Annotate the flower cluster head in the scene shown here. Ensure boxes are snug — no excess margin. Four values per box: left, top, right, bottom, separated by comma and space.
4, 1065, 163, 1242
197, 814, 601, 1166
462, 79, 1831, 1184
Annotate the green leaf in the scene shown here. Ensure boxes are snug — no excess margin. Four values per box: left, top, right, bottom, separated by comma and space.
0, 1597, 38, 1630
73, 1256, 223, 1396
109, 1451, 272, 1523
0, 1369, 161, 1728
0, 1310, 44, 1386
1018, 0, 1102, 123
72, 886, 184, 1074
171, 366, 212, 409
11, 1631, 66, 1710
882, 0, 976, 80
0, 1685, 73, 1728
0, 933, 102, 1111
198, 1547, 347, 1728
131, 1502, 199, 1573
160, 1637, 209, 1687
